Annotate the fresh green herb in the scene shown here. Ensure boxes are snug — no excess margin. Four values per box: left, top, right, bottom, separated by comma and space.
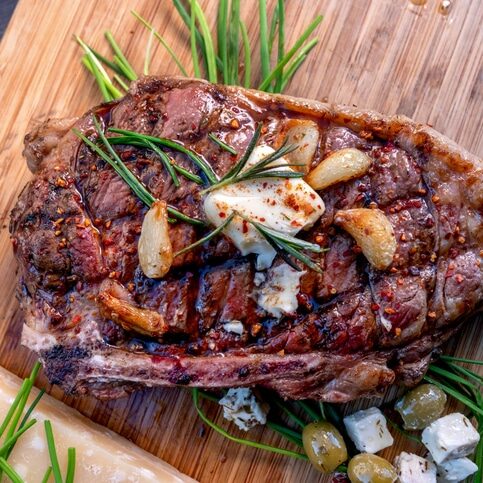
44, 421, 63, 483
76, 37, 123, 102
439, 355, 483, 366
107, 128, 218, 184
259, 15, 323, 92
217, 0, 229, 83
74, 119, 205, 226
0, 457, 23, 483
239, 19, 251, 88
41, 467, 53, 483
143, 29, 154, 76
191, 0, 218, 82
104, 31, 137, 81
193, 389, 308, 460
274, 0, 285, 92
0, 419, 37, 457
174, 213, 235, 258
423, 375, 483, 417
208, 133, 237, 155
243, 215, 323, 273
131, 11, 188, 77
258, 0, 270, 82
201, 125, 301, 194
296, 401, 320, 422
227, 0, 240, 84
65, 447, 76, 483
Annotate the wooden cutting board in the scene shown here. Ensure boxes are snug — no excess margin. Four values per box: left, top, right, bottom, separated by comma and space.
0, 1, 481, 482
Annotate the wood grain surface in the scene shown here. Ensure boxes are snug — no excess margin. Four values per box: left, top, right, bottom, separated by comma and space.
0, 1, 481, 482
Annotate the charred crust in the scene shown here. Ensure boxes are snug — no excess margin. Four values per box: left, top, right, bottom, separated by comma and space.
41, 345, 90, 387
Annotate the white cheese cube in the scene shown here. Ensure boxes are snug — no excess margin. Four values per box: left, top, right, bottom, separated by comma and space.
422, 413, 480, 464
394, 452, 437, 483
219, 388, 269, 431
255, 263, 305, 317
436, 457, 478, 482
204, 145, 325, 270
343, 407, 394, 453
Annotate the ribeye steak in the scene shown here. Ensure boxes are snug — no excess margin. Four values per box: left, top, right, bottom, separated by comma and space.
10, 77, 482, 401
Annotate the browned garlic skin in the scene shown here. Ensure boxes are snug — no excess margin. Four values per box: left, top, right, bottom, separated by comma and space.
334, 208, 397, 270
138, 200, 173, 279
305, 148, 372, 190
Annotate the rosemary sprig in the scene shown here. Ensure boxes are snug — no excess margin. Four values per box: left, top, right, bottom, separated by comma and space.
74, 118, 205, 226
208, 133, 237, 155
107, 128, 218, 184
174, 212, 235, 258
202, 126, 301, 194
243, 215, 323, 273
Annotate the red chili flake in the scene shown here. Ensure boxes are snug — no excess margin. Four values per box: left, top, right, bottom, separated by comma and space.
384, 307, 396, 315
397, 278, 404, 286
219, 212, 226, 218
380, 289, 394, 301
71, 315, 82, 326
242, 220, 249, 234
259, 217, 266, 222
400, 233, 407, 242
371, 303, 380, 311
454, 274, 464, 284
230, 119, 240, 129
310, 193, 316, 199
262, 182, 268, 188
352, 245, 362, 254
431, 194, 440, 203
390, 267, 398, 273
105, 220, 112, 229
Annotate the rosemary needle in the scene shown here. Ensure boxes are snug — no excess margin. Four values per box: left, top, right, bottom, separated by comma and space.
208, 133, 237, 155
174, 213, 235, 258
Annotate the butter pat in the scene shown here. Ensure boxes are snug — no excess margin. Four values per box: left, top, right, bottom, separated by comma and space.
255, 263, 305, 317
436, 457, 478, 482
394, 452, 437, 483
343, 407, 394, 453
422, 413, 480, 464
0, 366, 195, 482
204, 145, 324, 269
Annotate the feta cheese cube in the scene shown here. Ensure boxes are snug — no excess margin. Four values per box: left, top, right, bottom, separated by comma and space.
219, 388, 269, 431
422, 413, 480, 464
204, 145, 325, 270
394, 452, 437, 483
343, 407, 394, 453
436, 457, 478, 482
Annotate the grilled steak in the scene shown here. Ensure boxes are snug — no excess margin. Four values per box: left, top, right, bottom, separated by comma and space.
10, 77, 482, 401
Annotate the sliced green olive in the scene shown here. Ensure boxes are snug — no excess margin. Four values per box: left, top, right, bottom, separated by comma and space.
395, 384, 447, 430
348, 454, 397, 483
302, 421, 348, 473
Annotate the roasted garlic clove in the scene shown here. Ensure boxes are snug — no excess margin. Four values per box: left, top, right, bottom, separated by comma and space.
334, 208, 396, 270
138, 200, 173, 279
285, 120, 320, 174
305, 148, 372, 190
98, 291, 167, 337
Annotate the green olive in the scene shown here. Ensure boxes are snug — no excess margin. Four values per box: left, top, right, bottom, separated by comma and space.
348, 454, 397, 483
395, 383, 447, 430
302, 421, 348, 473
